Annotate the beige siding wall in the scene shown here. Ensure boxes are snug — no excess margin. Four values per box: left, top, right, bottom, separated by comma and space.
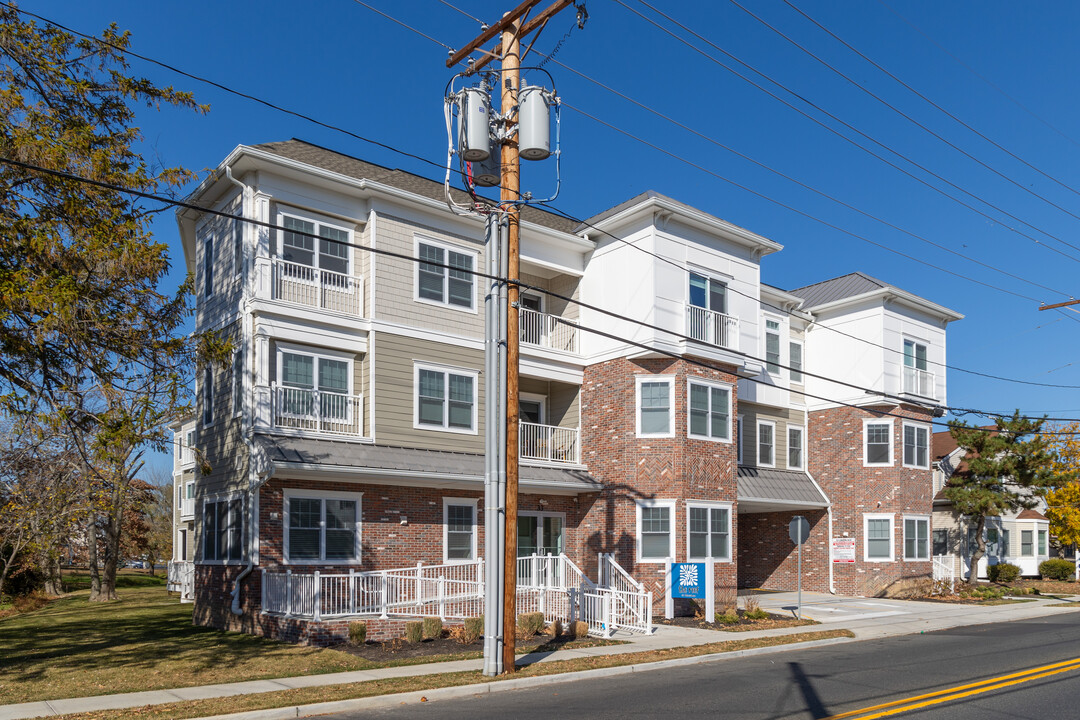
520, 271, 581, 322
738, 402, 806, 471
267, 340, 369, 436
519, 377, 580, 428
194, 195, 243, 332
373, 332, 485, 452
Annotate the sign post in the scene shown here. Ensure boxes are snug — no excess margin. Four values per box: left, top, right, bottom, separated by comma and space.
788, 516, 810, 620
666, 558, 714, 621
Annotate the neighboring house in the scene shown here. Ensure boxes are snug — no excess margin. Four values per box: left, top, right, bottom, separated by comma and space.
167, 416, 197, 601
173, 140, 962, 644
931, 429, 1050, 579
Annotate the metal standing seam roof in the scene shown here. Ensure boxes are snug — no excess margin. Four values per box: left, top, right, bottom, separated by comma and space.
736, 466, 829, 506
787, 271, 895, 310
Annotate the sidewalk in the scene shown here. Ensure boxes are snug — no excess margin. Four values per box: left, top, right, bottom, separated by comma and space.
3, 593, 1077, 720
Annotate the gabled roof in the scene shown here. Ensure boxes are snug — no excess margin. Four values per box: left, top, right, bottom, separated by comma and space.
1017, 509, 1049, 521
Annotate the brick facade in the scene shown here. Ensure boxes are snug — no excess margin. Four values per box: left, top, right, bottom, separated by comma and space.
737, 509, 829, 592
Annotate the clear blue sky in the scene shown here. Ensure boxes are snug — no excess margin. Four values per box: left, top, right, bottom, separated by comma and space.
18, 0, 1080, 475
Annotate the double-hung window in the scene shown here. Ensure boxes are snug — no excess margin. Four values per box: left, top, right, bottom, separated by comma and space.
203, 495, 243, 562
280, 214, 351, 277
687, 502, 732, 561
987, 527, 1009, 556
789, 341, 803, 383
416, 364, 477, 432
736, 416, 744, 463
903, 339, 931, 396
232, 348, 244, 417
284, 490, 361, 563
202, 366, 215, 427
765, 319, 781, 374
904, 516, 930, 560
1021, 530, 1034, 556
279, 348, 351, 422
638, 501, 674, 562
865, 514, 894, 561
204, 234, 215, 298
444, 498, 477, 562
788, 426, 804, 470
1039, 529, 1048, 556
417, 238, 475, 310
864, 419, 893, 466
902, 423, 930, 468
637, 376, 674, 437
687, 379, 731, 441
758, 420, 775, 468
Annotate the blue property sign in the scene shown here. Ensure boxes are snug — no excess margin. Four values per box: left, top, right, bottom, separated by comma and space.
671, 562, 706, 599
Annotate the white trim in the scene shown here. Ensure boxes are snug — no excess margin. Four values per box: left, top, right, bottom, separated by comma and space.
863, 418, 894, 467
414, 235, 479, 314
275, 343, 355, 396
901, 421, 932, 469
442, 497, 479, 563
275, 209, 355, 277
517, 510, 568, 556
789, 339, 804, 384
413, 362, 480, 435
787, 424, 805, 471
519, 392, 547, 425
686, 377, 733, 443
757, 419, 776, 468
201, 365, 216, 429
864, 512, 895, 562
231, 348, 243, 419
737, 415, 744, 464
763, 315, 783, 377
636, 375, 675, 438
636, 498, 677, 564
685, 500, 733, 562
903, 514, 931, 560
282, 488, 363, 566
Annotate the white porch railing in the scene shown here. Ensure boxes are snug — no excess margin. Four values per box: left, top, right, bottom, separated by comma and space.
271, 258, 363, 316
932, 554, 955, 593
598, 553, 653, 635
180, 496, 195, 519
519, 422, 580, 465
270, 384, 364, 437
168, 560, 195, 603
520, 307, 579, 353
685, 305, 739, 350
903, 366, 936, 398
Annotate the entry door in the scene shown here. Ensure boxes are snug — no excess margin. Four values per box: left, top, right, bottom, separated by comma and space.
520, 294, 544, 345
518, 514, 565, 585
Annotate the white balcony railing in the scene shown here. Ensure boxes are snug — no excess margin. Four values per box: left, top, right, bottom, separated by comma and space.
520, 307, 579, 354
180, 496, 195, 519
271, 258, 363, 316
168, 560, 195, 602
903, 366, 936, 398
267, 384, 365, 437
685, 305, 739, 350
520, 422, 580, 465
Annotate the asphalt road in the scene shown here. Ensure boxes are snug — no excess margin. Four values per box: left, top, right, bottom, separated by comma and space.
328, 614, 1080, 719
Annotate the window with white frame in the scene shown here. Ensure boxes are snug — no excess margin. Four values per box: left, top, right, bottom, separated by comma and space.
415, 364, 477, 432
637, 501, 675, 562
987, 527, 1008, 556
736, 416, 744, 464
758, 420, 775, 468
416, 238, 476, 310
765, 319, 781, 374
687, 502, 732, 561
202, 495, 243, 562
202, 366, 215, 427
1039, 529, 1048, 555
232, 348, 243, 417
279, 213, 351, 276
637, 376, 674, 437
903, 338, 928, 373
902, 423, 930, 468
444, 498, 477, 562
788, 425, 804, 470
864, 419, 893, 466
688, 272, 727, 314
789, 340, 803, 383
204, 235, 214, 298
864, 514, 894, 561
1021, 529, 1033, 556
284, 490, 361, 563
278, 347, 352, 420
903, 516, 929, 560
687, 379, 731, 441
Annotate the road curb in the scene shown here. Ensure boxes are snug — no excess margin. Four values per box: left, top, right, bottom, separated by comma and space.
191, 635, 854, 720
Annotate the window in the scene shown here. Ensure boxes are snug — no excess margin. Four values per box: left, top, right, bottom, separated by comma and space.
687, 502, 732, 561
232, 348, 243, 417
415, 364, 477, 433
280, 213, 351, 276
904, 516, 929, 560
933, 528, 949, 556
789, 341, 803, 383
864, 514, 894, 561
637, 376, 674, 437
637, 501, 675, 562
903, 339, 928, 373
736, 416, 744, 464
765, 319, 781, 374
178, 528, 188, 561
902, 423, 930, 468
864, 419, 893, 466
1039, 529, 1048, 555
416, 238, 475, 310
204, 235, 214, 298
1021, 530, 1033, 556
757, 420, 775, 468
987, 528, 1009, 556
788, 426, 804, 470
202, 366, 215, 426
284, 490, 361, 563
903, 338, 931, 396
279, 347, 351, 421
186, 481, 195, 500
689, 272, 727, 314
444, 498, 477, 562
687, 379, 731, 441
232, 216, 243, 277
203, 496, 243, 562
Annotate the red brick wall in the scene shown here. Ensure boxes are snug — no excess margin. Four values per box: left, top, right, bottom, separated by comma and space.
737, 509, 829, 592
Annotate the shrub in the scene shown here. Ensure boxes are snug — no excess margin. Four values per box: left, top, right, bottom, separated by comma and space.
347, 621, 367, 645
12, 591, 48, 614
404, 621, 424, 644
550, 619, 563, 637
517, 611, 545, 637
458, 616, 483, 644
988, 563, 1021, 583
572, 620, 589, 639
422, 616, 443, 640
715, 611, 739, 625
717, 588, 738, 617
1040, 558, 1075, 581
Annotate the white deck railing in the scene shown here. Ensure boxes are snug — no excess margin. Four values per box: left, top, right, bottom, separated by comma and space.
271, 258, 363, 316
903, 366, 936, 398
685, 305, 739, 350
932, 554, 955, 593
180, 496, 195, 519
270, 384, 364, 437
520, 307, 578, 353
167, 560, 195, 602
519, 422, 580, 465
598, 553, 653, 634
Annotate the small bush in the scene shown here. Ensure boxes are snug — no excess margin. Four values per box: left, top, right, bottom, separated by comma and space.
959, 584, 1006, 600
12, 592, 48, 614
550, 619, 563, 637
517, 611, 545, 637
347, 621, 367, 645
572, 620, 589, 639
422, 616, 443, 640
988, 563, 1021, 583
1040, 558, 1075, 581
717, 588, 738, 617
457, 616, 483, 644
742, 595, 768, 619
715, 611, 739, 625
404, 621, 424, 644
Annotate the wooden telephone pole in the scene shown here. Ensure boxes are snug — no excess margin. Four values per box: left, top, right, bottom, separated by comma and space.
447, 0, 575, 674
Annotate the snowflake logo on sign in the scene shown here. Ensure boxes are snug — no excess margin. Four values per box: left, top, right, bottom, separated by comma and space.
679, 564, 699, 587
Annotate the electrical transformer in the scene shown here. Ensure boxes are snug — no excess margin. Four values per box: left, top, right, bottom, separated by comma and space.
471, 152, 500, 187
518, 86, 551, 161
460, 87, 491, 162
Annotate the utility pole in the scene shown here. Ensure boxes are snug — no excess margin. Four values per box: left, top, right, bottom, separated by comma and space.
1039, 299, 1080, 311
447, 0, 577, 675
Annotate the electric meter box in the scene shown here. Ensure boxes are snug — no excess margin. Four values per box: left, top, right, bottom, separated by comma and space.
518, 86, 551, 161
461, 87, 491, 162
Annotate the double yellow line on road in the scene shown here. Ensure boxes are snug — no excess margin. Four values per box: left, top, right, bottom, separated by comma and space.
823, 657, 1080, 719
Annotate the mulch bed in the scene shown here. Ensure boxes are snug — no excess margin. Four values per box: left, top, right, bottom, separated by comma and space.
656, 611, 818, 632
331, 632, 623, 662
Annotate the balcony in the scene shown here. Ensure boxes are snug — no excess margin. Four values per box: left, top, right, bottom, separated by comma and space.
254, 384, 365, 438
269, 258, 363, 316
685, 305, 739, 350
180, 495, 195, 520
520, 421, 580, 465
903, 366, 936, 399
520, 307, 578, 354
